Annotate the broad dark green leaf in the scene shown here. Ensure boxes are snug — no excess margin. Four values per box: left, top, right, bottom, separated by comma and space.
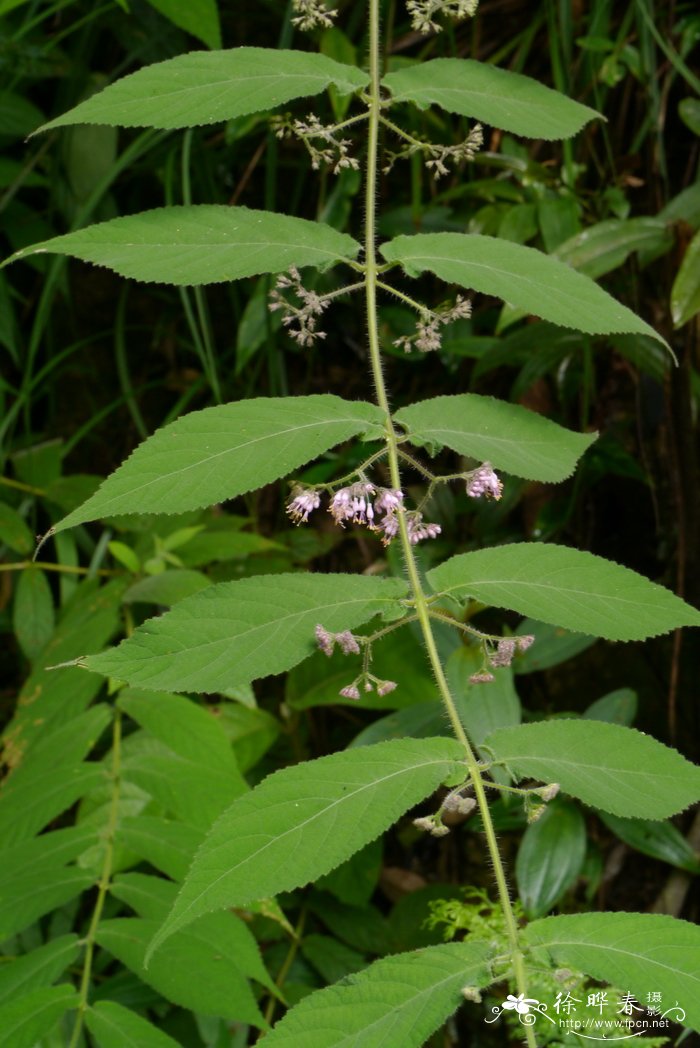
86, 1001, 181, 1048
485, 720, 700, 818
0, 501, 34, 554
349, 701, 446, 748
383, 59, 598, 139
301, 934, 366, 984
259, 942, 492, 1048
13, 567, 54, 661
0, 985, 78, 1048
145, 0, 221, 49
4, 206, 361, 285
53, 396, 382, 533
0, 706, 110, 846
147, 737, 464, 956
427, 544, 700, 641
97, 917, 266, 1027
583, 688, 637, 726
555, 217, 673, 279
516, 801, 587, 917
381, 233, 665, 343
394, 394, 595, 482
0, 936, 80, 1006
86, 574, 407, 694
37, 49, 368, 133
599, 812, 700, 874
123, 569, 211, 606
0, 863, 93, 940
309, 893, 390, 956
524, 913, 700, 1031
672, 228, 700, 328
4, 578, 124, 760
447, 648, 521, 746
118, 816, 203, 881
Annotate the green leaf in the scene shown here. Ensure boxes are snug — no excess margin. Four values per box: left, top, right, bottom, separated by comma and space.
0, 985, 79, 1048
301, 934, 366, 984
524, 913, 700, 1032
86, 574, 407, 694
118, 816, 203, 881
36, 49, 368, 133
145, 0, 221, 49
383, 58, 598, 139
0, 502, 34, 555
380, 233, 665, 343
0, 936, 80, 1006
96, 917, 266, 1027
394, 394, 595, 483
0, 862, 93, 940
309, 893, 390, 955
598, 812, 700, 874
0, 706, 111, 846
516, 801, 587, 917
315, 838, 383, 907
672, 228, 700, 328
4, 206, 361, 285
86, 1001, 182, 1048
427, 543, 700, 641
484, 720, 700, 818
257, 942, 492, 1048
147, 737, 464, 956
13, 567, 55, 661
447, 648, 521, 746
583, 688, 637, 726
123, 569, 211, 606
53, 396, 382, 533
349, 701, 446, 748
555, 218, 673, 279
117, 689, 247, 827
513, 619, 595, 675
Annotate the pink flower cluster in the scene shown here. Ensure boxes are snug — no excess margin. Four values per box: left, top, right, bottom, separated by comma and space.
288, 484, 441, 546
466, 463, 503, 501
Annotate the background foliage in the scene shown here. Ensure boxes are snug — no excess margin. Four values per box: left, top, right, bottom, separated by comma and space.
1, 0, 699, 1045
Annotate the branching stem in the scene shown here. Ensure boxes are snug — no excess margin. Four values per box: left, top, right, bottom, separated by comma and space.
363, 2, 536, 1041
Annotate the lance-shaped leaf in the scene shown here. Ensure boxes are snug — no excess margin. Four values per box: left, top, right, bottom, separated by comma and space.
86, 1001, 182, 1048
381, 233, 665, 344
394, 394, 595, 482
484, 720, 700, 819
85, 573, 408, 694
0, 985, 79, 1048
383, 58, 599, 139
3, 206, 360, 285
52, 396, 383, 534
258, 941, 493, 1048
524, 913, 700, 1032
35, 48, 368, 133
146, 737, 464, 957
427, 544, 700, 641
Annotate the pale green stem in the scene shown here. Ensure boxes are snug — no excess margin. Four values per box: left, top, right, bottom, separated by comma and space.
363, 2, 536, 1042
0, 561, 117, 577
68, 708, 122, 1048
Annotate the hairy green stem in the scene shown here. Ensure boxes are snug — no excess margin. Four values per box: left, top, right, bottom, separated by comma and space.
364, 2, 535, 1042
68, 708, 122, 1048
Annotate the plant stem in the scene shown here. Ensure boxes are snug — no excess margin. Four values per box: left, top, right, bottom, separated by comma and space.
363, 2, 536, 1042
68, 708, 122, 1048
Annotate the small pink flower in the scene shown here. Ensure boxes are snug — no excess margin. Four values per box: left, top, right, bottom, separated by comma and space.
466, 463, 503, 501
374, 488, 404, 515
315, 624, 335, 657
377, 680, 398, 697
407, 514, 441, 544
516, 634, 535, 652
490, 638, 516, 668
287, 488, 321, 524
336, 630, 361, 655
339, 684, 361, 700
329, 482, 375, 526
469, 671, 495, 684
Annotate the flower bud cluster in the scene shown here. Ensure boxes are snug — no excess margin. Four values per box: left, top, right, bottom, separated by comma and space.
315, 625, 361, 658
287, 483, 441, 547
291, 0, 336, 31
413, 815, 450, 837
406, 0, 478, 34
466, 462, 503, 501
269, 266, 329, 347
394, 296, 472, 354
273, 113, 358, 175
